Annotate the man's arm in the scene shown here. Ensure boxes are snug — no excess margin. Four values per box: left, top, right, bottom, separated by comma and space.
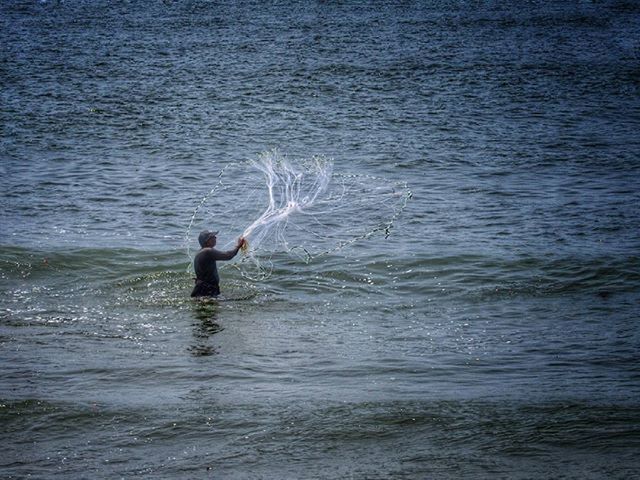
212, 237, 245, 261
212, 247, 239, 261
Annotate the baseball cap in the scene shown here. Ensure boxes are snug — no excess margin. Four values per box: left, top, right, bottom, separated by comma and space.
198, 230, 218, 247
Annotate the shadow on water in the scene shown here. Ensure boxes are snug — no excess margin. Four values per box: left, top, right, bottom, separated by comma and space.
188, 300, 224, 357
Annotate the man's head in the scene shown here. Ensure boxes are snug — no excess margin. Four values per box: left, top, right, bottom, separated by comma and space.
198, 230, 218, 248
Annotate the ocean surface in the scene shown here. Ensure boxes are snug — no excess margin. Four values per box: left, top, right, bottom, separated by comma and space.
2, 0, 640, 478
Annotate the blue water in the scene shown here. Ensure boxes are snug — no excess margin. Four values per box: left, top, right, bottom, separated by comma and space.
2, 1, 640, 478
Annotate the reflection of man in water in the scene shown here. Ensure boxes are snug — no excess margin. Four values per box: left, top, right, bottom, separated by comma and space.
191, 230, 245, 298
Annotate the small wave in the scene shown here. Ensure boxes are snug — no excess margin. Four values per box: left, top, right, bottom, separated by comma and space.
270, 252, 640, 301
2, 245, 638, 306
0, 245, 186, 280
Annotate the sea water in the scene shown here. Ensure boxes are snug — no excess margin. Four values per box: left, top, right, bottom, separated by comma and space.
2, 1, 640, 478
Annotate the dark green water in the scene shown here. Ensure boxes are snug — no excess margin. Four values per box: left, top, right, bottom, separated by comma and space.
2, 0, 640, 478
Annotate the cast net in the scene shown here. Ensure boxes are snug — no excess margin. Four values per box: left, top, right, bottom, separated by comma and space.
186, 150, 411, 280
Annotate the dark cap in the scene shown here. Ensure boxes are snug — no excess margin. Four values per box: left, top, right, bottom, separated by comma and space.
198, 230, 218, 247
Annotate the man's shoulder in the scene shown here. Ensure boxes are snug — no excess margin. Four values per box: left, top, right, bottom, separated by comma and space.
196, 247, 226, 256
195, 247, 214, 258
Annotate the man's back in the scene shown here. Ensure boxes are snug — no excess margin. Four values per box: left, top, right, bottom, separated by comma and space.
191, 232, 244, 298
194, 246, 239, 285
194, 248, 221, 285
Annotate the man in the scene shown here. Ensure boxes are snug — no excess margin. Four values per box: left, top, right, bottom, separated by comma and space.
191, 230, 245, 298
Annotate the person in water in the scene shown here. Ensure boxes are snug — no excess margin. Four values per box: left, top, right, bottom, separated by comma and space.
191, 230, 245, 297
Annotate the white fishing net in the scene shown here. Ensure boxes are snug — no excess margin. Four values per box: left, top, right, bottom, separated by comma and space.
186, 150, 411, 280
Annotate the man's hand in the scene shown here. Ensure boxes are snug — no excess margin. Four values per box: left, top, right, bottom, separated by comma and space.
237, 237, 246, 249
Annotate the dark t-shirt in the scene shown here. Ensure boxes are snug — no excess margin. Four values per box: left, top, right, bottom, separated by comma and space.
193, 247, 239, 285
